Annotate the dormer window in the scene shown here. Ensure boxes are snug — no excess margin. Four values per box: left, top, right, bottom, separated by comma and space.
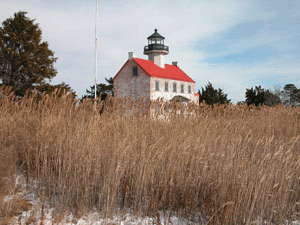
188, 85, 191, 94
181, 84, 184, 93
133, 66, 138, 76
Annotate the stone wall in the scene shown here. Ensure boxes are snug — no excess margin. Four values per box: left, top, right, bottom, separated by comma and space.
114, 59, 151, 101
150, 77, 197, 102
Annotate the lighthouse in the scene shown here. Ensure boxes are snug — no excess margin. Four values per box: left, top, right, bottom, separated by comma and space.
113, 29, 199, 103
144, 29, 169, 68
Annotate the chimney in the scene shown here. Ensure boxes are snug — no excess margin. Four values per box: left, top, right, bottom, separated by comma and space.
128, 52, 136, 60
172, 61, 178, 66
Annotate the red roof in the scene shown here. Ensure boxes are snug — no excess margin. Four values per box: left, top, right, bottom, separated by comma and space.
113, 58, 195, 83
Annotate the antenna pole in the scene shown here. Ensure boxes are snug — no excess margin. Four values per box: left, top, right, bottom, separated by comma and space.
94, 0, 99, 101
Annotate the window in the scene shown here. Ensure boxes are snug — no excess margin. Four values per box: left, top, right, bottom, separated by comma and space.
188, 85, 191, 94
165, 82, 169, 92
173, 83, 177, 93
133, 66, 138, 76
155, 81, 160, 91
181, 84, 184, 93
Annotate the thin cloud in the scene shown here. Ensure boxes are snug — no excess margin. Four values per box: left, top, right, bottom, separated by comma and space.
0, 0, 299, 103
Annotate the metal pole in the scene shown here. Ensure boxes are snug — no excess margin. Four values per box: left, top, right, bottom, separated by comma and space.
94, 0, 99, 101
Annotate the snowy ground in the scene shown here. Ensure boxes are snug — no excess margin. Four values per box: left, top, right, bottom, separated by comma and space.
8, 193, 193, 225
3, 179, 194, 225
5, 188, 300, 225
3, 176, 300, 225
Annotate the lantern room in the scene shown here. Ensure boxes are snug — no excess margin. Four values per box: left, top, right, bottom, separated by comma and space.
144, 29, 169, 68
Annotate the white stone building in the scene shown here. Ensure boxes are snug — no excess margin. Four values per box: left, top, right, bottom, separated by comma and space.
113, 29, 199, 103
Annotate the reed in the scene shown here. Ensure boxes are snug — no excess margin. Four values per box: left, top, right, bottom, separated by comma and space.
0, 87, 300, 224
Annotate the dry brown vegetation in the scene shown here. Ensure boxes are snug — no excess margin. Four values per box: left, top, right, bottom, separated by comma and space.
0, 87, 300, 224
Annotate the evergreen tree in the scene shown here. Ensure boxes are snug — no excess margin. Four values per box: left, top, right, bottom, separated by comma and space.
281, 84, 300, 106
82, 77, 113, 101
199, 82, 230, 105
0, 11, 57, 96
245, 86, 265, 106
37, 82, 76, 98
245, 86, 281, 106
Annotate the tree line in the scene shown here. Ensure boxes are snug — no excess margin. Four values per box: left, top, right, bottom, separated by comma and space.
1, 11, 299, 107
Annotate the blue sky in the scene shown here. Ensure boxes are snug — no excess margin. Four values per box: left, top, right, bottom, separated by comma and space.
1, 0, 299, 103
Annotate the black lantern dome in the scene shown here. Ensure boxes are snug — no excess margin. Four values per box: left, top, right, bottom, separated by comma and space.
144, 29, 169, 54
147, 28, 165, 41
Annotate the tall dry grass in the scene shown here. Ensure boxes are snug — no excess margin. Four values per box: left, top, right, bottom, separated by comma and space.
0, 87, 300, 224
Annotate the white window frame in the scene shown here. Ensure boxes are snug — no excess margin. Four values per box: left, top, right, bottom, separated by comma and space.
173, 83, 177, 93
188, 85, 191, 94
155, 81, 160, 91
165, 82, 169, 92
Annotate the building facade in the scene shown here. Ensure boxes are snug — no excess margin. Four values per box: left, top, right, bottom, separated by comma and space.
113, 29, 199, 103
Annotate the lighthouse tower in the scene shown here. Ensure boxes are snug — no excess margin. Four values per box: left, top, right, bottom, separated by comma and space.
144, 29, 169, 68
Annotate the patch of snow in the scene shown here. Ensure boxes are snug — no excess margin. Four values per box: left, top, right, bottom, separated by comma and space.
4, 175, 300, 225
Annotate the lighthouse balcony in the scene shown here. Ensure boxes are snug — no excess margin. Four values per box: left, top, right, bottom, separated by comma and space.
144, 44, 169, 53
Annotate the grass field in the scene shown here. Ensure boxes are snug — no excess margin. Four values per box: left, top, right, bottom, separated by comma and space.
1, 88, 300, 224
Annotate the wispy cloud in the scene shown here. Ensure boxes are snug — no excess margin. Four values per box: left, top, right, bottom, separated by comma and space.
0, 0, 299, 102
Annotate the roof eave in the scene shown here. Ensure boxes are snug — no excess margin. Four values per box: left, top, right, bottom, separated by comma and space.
112, 59, 130, 81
